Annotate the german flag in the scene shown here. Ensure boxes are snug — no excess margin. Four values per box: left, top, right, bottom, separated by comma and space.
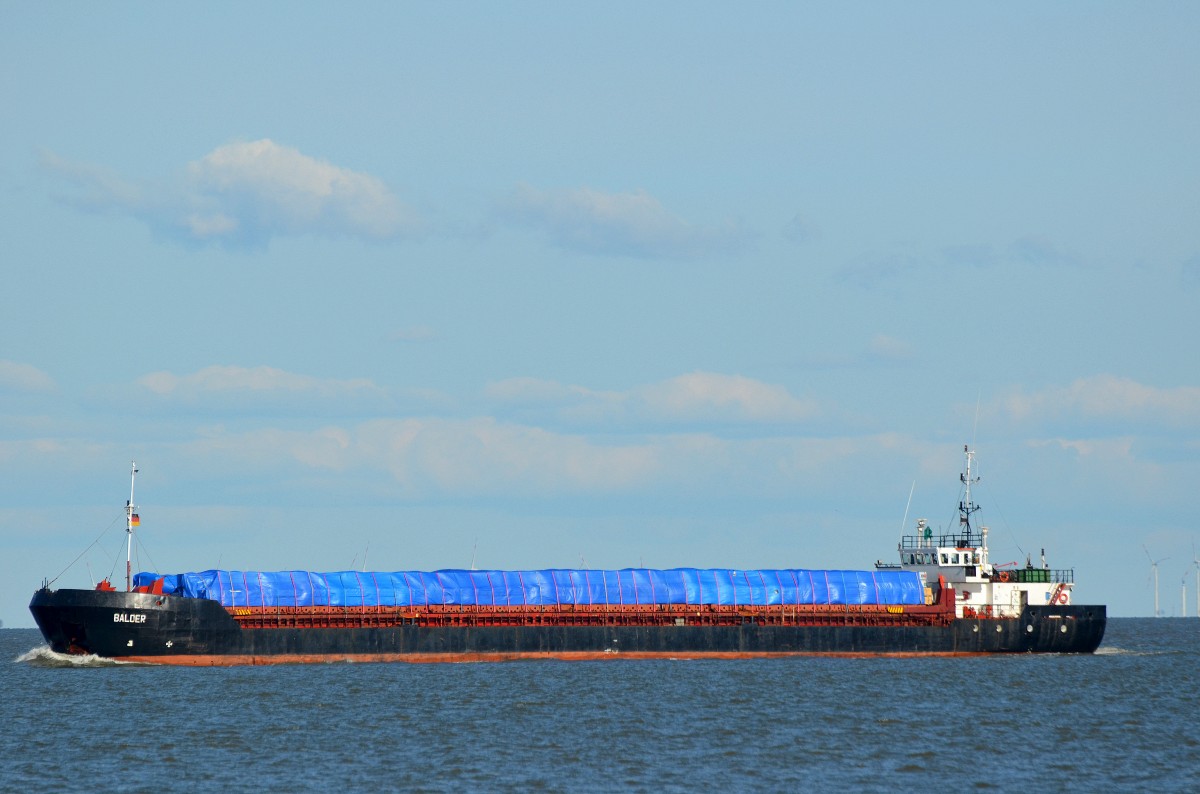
130, 513, 140, 527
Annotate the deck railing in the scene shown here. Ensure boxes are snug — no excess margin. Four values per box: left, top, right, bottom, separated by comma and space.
996, 567, 1074, 584
899, 530, 984, 550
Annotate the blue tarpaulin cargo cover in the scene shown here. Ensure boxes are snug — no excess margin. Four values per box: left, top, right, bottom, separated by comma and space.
134, 567, 924, 608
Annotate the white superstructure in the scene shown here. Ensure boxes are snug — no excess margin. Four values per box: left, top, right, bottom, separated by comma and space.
879, 446, 1074, 619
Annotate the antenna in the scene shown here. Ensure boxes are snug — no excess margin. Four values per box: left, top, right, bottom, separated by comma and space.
125, 461, 139, 591
1143, 545, 1170, 617
470, 538, 478, 571
899, 480, 916, 543
972, 390, 982, 450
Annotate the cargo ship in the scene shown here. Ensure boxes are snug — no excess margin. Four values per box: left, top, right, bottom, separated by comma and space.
29, 446, 1106, 665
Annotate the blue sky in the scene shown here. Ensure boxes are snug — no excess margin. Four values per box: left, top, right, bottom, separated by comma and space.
2, 3, 1198, 626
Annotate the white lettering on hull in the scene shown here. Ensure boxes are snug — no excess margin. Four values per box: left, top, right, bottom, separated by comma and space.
113, 612, 147, 624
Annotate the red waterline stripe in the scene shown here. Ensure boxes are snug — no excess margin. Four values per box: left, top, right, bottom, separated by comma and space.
115, 649, 1000, 667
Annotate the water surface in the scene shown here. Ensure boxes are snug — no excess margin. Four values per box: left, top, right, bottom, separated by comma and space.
2, 619, 1197, 791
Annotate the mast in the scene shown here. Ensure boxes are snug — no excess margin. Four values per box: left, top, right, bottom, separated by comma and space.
959, 445, 980, 537
960, 444, 988, 566
125, 461, 138, 591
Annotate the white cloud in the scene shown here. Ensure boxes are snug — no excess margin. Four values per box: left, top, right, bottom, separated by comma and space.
839, 235, 1082, 287
38, 150, 142, 210
487, 372, 819, 425
1031, 436, 1136, 459
1000, 375, 1200, 427
485, 377, 602, 403
185, 424, 356, 471
128, 365, 463, 419
0, 361, 55, 393
867, 334, 912, 362
179, 417, 660, 496
368, 417, 660, 494
138, 365, 381, 398
43, 139, 421, 247
173, 416, 914, 500
638, 372, 817, 422
500, 184, 749, 258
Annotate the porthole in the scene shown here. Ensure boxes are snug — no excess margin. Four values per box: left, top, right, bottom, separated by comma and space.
1026, 625, 1034, 633
1060, 625, 1068, 634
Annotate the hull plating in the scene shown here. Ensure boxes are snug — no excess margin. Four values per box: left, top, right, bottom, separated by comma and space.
30, 588, 1107, 665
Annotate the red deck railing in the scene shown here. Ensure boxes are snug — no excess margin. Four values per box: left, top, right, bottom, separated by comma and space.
225, 598, 956, 630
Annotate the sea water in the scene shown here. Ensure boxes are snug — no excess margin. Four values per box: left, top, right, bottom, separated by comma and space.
2, 619, 1197, 791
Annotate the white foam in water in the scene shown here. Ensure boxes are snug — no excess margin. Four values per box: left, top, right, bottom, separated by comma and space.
1093, 645, 1162, 657
14, 645, 131, 667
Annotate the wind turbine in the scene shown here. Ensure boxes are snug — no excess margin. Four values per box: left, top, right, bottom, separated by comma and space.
1193, 542, 1199, 618
1144, 545, 1170, 617
1182, 571, 1188, 618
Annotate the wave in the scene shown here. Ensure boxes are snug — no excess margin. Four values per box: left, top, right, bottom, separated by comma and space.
1093, 645, 1166, 657
14, 645, 136, 667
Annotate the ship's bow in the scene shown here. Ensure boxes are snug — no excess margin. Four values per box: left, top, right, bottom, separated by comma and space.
30, 587, 171, 658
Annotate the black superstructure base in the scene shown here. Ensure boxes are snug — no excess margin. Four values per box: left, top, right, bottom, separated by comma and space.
29, 588, 1107, 663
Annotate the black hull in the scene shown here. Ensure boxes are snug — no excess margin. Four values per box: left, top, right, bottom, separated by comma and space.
30, 588, 1107, 664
